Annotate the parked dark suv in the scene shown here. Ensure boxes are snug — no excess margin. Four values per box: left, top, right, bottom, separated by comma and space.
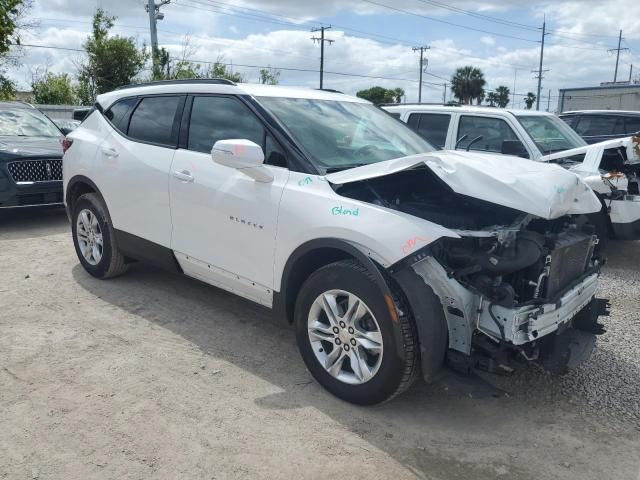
559, 110, 640, 144
0, 101, 64, 208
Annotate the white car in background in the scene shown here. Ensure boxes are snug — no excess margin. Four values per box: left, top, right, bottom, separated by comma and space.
63, 81, 609, 404
384, 104, 640, 246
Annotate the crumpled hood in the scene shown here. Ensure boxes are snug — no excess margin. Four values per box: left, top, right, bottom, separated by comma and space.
0, 136, 63, 160
326, 150, 602, 220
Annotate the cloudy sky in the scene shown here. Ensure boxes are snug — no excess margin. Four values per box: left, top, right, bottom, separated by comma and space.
7, 0, 640, 109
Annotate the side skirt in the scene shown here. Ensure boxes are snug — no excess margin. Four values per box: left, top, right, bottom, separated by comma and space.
113, 229, 183, 273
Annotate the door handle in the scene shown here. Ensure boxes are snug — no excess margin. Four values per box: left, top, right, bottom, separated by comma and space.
173, 169, 194, 183
101, 147, 119, 158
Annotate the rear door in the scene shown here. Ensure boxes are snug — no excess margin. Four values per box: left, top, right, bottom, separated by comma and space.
406, 112, 452, 149
97, 94, 184, 247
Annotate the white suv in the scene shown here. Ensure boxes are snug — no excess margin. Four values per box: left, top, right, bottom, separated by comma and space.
63, 80, 609, 404
384, 104, 640, 246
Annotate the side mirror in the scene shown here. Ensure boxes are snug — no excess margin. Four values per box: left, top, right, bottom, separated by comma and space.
501, 139, 529, 158
211, 139, 273, 183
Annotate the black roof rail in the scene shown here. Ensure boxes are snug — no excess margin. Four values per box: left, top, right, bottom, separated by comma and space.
378, 102, 459, 107
316, 88, 344, 94
115, 78, 236, 90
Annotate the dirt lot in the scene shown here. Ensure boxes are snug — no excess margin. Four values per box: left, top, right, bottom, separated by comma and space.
1, 208, 639, 480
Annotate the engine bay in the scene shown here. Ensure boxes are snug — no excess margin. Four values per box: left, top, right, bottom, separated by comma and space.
334, 165, 524, 230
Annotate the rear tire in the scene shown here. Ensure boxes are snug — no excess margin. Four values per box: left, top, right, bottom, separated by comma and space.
295, 259, 418, 405
71, 193, 128, 279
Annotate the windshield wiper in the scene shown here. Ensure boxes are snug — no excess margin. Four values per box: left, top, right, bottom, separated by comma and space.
324, 163, 368, 173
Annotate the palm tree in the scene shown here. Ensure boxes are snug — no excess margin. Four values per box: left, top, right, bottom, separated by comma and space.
525, 92, 536, 109
450, 66, 486, 105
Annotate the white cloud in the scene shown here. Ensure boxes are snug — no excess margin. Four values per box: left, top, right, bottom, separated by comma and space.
480, 36, 495, 46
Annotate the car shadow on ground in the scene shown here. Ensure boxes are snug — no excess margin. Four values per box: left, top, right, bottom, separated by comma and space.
0, 207, 68, 240
70, 254, 638, 480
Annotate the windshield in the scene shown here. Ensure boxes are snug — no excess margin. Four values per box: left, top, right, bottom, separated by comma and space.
258, 96, 434, 171
0, 108, 62, 137
516, 114, 586, 155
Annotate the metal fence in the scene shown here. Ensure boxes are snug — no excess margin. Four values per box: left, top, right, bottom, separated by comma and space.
34, 104, 83, 120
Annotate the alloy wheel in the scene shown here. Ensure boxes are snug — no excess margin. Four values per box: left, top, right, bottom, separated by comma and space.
307, 289, 384, 385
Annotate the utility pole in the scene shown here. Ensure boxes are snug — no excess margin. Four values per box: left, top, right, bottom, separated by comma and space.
630, 64, 634, 83
609, 30, 629, 82
311, 26, 334, 89
532, 67, 549, 110
535, 18, 547, 111
412, 46, 430, 103
146, 0, 170, 77
442, 83, 447, 104
547, 88, 551, 112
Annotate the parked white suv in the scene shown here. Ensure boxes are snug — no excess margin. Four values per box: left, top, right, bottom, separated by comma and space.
384, 104, 640, 245
63, 80, 609, 404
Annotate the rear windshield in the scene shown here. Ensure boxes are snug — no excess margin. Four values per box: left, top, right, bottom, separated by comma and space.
0, 107, 61, 137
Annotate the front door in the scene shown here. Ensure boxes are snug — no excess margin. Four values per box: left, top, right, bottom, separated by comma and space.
169, 95, 290, 306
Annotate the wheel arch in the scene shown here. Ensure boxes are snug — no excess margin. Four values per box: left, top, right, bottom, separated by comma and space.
65, 175, 109, 220
273, 239, 397, 326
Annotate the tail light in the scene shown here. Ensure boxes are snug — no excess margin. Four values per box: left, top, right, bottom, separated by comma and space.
62, 137, 73, 154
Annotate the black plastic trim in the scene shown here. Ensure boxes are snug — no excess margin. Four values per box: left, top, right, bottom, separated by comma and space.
115, 78, 236, 90
114, 229, 183, 273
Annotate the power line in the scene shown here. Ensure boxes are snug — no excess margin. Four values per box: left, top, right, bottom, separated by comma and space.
412, 0, 539, 32
359, 0, 540, 43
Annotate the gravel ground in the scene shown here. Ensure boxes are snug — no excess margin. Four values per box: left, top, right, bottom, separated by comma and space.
1, 208, 639, 480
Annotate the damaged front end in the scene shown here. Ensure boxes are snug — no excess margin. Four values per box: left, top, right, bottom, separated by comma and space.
409, 216, 610, 376
329, 152, 610, 378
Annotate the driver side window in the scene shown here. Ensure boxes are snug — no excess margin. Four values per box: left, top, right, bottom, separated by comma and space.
187, 95, 288, 167
456, 115, 520, 153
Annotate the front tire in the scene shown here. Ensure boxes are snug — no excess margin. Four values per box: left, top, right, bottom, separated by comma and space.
71, 193, 128, 279
295, 260, 418, 405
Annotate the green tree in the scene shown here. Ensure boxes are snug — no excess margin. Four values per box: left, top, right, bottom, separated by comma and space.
259, 66, 280, 85
525, 92, 536, 109
450, 66, 486, 105
77, 9, 147, 103
0, 0, 22, 56
486, 91, 498, 107
0, 0, 32, 100
494, 85, 510, 108
356, 86, 404, 105
0, 75, 15, 100
205, 58, 245, 82
32, 72, 76, 104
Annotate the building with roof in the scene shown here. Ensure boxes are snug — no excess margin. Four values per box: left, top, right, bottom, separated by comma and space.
557, 83, 640, 113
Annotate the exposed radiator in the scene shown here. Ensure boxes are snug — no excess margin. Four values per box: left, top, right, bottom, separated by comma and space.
545, 231, 594, 298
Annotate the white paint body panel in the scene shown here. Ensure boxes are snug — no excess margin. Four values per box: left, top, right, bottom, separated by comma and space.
169, 148, 290, 305
326, 150, 601, 219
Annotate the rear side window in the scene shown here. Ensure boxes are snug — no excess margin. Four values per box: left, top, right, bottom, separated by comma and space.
128, 96, 181, 146
575, 115, 624, 137
456, 116, 519, 153
625, 117, 640, 135
104, 97, 137, 133
407, 113, 451, 149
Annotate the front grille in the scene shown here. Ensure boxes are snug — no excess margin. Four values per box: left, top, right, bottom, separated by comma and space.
7, 159, 63, 183
545, 232, 594, 298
